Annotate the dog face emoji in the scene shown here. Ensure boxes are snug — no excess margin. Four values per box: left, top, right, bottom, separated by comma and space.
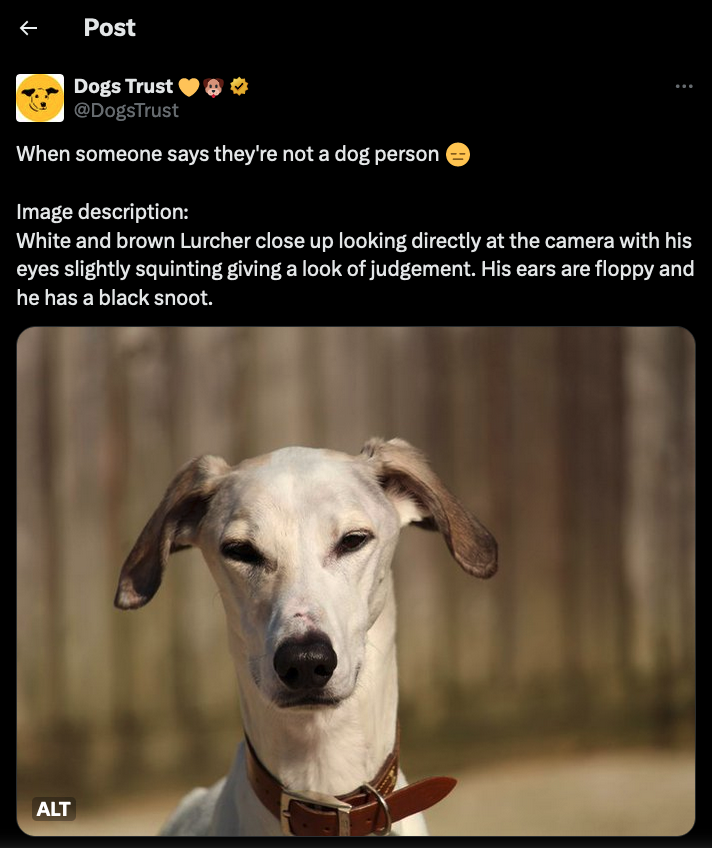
203, 79, 224, 98
22, 87, 60, 112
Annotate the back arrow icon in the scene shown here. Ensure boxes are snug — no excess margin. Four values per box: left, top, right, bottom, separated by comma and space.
21, 21, 37, 35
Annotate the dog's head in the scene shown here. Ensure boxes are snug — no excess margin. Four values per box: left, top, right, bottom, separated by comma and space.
203, 78, 223, 97
115, 438, 497, 709
22, 87, 59, 111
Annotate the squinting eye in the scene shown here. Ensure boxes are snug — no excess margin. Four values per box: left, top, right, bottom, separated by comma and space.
336, 532, 372, 556
221, 541, 265, 567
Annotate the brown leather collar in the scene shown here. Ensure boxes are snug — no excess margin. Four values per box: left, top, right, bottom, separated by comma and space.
244, 727, 456, 836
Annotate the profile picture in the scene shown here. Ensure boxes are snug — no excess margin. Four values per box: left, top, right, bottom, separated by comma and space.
16, 73, 65, 122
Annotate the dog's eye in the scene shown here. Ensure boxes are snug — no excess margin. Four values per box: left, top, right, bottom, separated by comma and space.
221, 541, 265, 567
336, 532, 372, 556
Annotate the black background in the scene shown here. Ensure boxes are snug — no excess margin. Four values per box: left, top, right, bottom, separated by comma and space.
12, 8, 701, 846
12, 11, 700, 327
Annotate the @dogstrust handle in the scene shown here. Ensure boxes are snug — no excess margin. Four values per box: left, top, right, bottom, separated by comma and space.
245, 730, 457, 836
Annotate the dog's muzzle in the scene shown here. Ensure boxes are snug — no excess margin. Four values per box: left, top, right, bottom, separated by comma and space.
273, 633, 337, 693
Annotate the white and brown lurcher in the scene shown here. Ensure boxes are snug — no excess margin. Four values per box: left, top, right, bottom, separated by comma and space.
115, 437, 497, 836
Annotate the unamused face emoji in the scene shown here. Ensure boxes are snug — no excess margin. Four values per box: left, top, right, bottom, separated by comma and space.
204, 78, 224, 98
446, 143, 471, 167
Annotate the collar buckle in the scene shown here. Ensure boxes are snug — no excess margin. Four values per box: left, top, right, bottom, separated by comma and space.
361, 782, 393, 836
280, 788, 352, 836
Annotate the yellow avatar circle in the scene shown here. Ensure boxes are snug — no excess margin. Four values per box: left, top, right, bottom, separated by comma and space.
17, 74, 64, 122
446, 143, 470, 167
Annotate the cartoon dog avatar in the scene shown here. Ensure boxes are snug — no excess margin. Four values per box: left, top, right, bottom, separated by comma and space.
22, 87, 60, 112
203, 79, 224, 98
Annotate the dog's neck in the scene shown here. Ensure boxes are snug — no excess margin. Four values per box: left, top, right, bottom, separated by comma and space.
229, 579, 399, 797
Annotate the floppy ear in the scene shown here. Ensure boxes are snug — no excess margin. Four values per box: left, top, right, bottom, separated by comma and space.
22, 89, 35, 97
115, 455, 231, 610
46, 87, 59, 95
361, 437, 498, 579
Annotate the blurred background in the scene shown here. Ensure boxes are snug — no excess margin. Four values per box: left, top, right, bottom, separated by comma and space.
17, 326, 694, 836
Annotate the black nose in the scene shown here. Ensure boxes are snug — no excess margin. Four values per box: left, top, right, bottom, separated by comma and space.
274, 636, 337, 690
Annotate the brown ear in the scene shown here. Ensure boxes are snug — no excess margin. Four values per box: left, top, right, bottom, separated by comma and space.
114, 455, 230, 610
361, 437, 498, 579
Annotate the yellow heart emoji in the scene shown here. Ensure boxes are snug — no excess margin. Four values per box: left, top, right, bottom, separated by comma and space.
178, 78, 200, 97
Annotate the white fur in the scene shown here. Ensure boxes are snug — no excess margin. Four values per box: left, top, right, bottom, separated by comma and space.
159, 447, 426, 835
118, 440, 497, 835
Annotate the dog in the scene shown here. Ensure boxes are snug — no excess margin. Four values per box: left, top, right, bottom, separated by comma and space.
21, 87, 60, 112
115, 437, 497, 835
203, 78, 224, 98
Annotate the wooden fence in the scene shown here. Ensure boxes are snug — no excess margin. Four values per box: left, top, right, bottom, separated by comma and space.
17, 327, 694, 793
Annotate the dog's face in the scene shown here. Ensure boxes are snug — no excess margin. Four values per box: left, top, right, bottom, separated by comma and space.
199, 447, 406, 708
22, 87, 59, 112
115, 439, 497, 711
204, 78, 223, 97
